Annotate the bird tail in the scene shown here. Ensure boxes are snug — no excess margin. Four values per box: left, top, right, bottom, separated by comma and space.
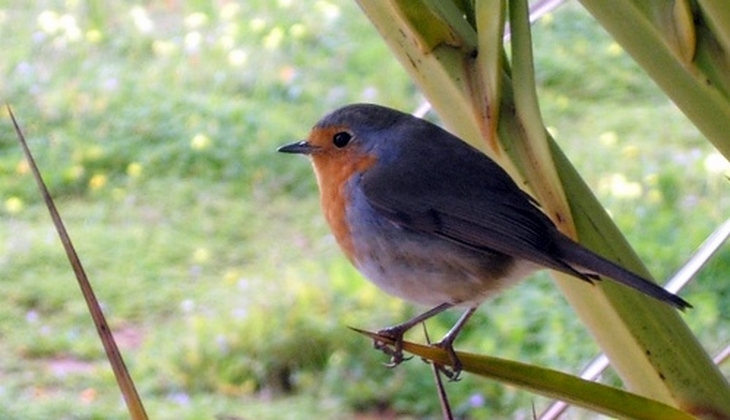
556, 236, 691, 310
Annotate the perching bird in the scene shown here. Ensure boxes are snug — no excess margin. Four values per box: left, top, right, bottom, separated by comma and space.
278, 103, 690, 378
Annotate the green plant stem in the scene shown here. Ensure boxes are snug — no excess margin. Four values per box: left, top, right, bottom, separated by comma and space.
352, 328, 697, 420
551, 138, 730, 415
356, 0, 730, 417
579, 0, 730, 159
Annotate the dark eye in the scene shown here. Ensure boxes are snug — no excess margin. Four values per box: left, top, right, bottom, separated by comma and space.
332, 131, 352, 148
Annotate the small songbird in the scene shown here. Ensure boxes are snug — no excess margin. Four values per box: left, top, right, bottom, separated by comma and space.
278, 103, 690, 378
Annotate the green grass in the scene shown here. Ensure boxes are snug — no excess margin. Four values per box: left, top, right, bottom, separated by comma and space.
1, 2, 728, 418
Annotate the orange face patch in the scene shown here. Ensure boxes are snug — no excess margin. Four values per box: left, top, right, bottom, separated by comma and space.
306, 126, 377, 264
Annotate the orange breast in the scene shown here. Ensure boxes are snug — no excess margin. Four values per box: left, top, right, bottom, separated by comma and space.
311, 150, 376, 264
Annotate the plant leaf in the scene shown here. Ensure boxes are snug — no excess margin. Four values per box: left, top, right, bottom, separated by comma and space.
351, 328, 697, 420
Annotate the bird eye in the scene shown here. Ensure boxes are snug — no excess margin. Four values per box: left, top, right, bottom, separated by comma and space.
332, 131, 352, 148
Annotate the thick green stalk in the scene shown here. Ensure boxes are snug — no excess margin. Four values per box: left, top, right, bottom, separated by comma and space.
495, 72, 730, 411
355, 0, 730, 416
551, 140, 730, 415
364, 1, 476, 139
696, 0, 730, 61
506, 0, 575, 234
502, 0, 730, 412
474, 0, 505, 148
358, 0, 524, 178
579, 0, 730, 159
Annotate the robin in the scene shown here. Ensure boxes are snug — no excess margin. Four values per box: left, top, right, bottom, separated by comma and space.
278, 103, 690, 378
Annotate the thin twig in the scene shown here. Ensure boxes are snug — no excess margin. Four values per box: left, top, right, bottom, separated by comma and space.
714, 344, 730, 366
423, 324, 454, 420
7, 105, 148, 420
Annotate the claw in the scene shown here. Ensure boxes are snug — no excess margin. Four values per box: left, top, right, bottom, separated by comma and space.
429, 306, 477, 381
381, 356, 413, 369
374, 326, 413, 367
365, 303, 471, 374
432, 339, 463, 381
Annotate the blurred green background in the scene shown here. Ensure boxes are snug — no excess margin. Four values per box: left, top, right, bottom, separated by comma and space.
0, 1, 728, 418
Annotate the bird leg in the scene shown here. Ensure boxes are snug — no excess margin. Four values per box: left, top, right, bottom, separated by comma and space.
432, 306, 477, 381
375, 302, 453, 368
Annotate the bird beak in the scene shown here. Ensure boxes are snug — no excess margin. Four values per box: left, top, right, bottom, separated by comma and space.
277, 140, 319, 155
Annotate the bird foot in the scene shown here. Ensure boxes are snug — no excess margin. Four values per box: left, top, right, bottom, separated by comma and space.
430, 339, 463, 381
373, 327, 463, 381
374, 326, 413, 368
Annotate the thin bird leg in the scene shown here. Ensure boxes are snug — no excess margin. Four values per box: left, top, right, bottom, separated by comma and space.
376, 302, 453, 367
434, 306, 478, 381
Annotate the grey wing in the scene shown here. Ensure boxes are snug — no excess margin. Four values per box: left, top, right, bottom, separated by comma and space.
360, 147, 590, 280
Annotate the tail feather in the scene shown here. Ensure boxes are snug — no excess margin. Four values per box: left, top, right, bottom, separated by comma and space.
556, 236, 691, 310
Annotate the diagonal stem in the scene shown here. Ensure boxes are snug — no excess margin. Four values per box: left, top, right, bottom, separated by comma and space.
7, 105, 148, 420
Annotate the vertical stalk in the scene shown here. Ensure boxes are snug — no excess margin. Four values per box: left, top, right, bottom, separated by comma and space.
355, 1, 730, 416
